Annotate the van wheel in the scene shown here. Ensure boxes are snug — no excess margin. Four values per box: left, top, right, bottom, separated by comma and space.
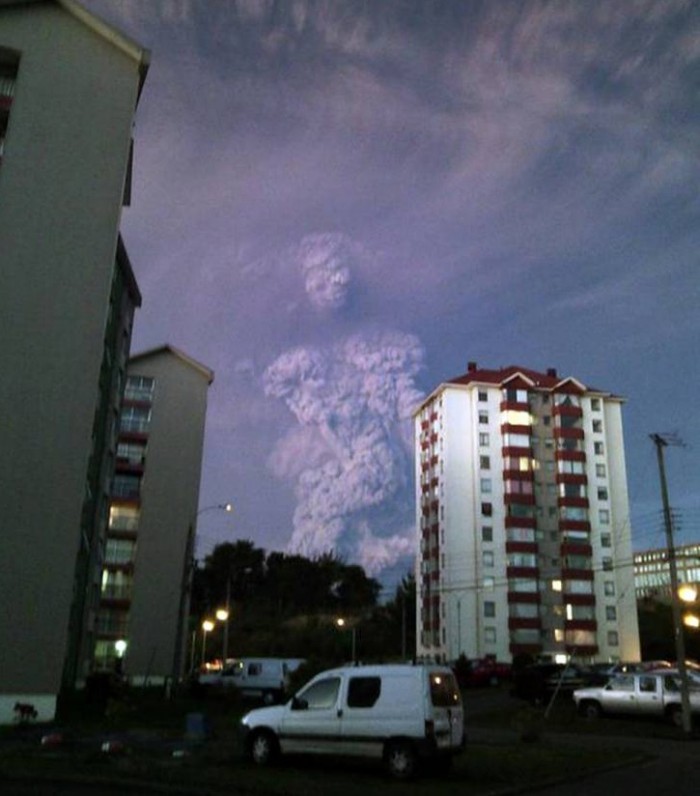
385, 741, 417, 780
248, 730, 279, 766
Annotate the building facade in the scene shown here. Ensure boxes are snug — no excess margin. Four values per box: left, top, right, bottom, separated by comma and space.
415, 363, 640, 665
96, 346, 214, 685
0, 1, 148, 723
635, 543, 700, 601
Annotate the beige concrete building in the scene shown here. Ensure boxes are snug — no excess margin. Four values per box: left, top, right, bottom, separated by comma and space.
415, 363, 641, 665
0, 1, 148, 723
97, 346, 214, 685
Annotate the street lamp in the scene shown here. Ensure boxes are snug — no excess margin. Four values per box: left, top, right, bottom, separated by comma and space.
336, 617, 357, 663
201, 619, 215, 667
216, 607, 230, 667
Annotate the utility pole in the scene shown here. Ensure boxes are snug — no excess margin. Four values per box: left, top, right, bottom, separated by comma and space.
650, 432, 692, 734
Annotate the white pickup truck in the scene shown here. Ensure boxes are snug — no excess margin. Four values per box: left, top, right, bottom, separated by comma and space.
573, 671, 700, 726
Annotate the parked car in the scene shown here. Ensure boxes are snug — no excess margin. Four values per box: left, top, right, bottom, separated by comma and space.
240, 663, 464, 779
511, 662, 589, 703
199, 657, 305, 703
453, 657, 511, 688
574, 671, 700, 726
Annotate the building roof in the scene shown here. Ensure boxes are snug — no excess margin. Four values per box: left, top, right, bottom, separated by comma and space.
129, 345, 215, 385
415, 361, 623, 415
0, 0, 150, 97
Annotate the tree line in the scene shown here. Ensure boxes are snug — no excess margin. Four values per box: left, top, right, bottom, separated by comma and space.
189, 540, 415, 668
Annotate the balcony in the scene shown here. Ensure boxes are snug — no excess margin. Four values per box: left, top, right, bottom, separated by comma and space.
553, 427, 584, 440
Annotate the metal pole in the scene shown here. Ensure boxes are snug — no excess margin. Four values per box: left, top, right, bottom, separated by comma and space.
651, 433, 692, 734
222, 577, 230, 667
352, 627, 357, 663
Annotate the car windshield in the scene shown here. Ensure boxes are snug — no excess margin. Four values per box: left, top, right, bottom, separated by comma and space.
430, 672, 461, 707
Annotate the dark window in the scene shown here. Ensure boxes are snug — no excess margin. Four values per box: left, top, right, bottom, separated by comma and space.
481, 502, 493, 517
347, 677, 381, 708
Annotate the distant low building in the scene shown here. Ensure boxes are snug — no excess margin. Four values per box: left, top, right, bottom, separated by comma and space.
97, 346, 214, 685
635, 543, 700, 601
0, 0, 148, 723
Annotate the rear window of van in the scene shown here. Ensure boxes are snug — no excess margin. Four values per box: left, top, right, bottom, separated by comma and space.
429, 672, 461, 707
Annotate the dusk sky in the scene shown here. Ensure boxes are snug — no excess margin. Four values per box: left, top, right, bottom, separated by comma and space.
85, 0, 699, 586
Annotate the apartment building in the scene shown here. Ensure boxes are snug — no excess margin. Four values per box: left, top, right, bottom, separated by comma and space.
415, 362, 640, 665
95, 346, 214, 685
0, 1, 148, 723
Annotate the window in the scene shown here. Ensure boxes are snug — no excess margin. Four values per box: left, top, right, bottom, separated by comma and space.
483, 576, 495, 590
606, 606, 617, 621
105, 538, 136, 565
484, 627, 497, 644
124, 375, 155, 402
480, 478, 492, 494
503, 433, 530, 448
560, 483, 587, 499
608, 631, 619, 647
298, 677, 341, 710
596, 463, 606, 478
601, 533, 611, 548
509, 603, 538, 619
484, 601, 495, 618
112, 474, 140, 499
503, 410, 531, 426
567, 579, 594, 594
604, 581, 615, 596
120, 405, 151, 434
597, 487, 609, 501
558, 459, 585, 475
599, 509, 610, 524
480, 455, 490, 470
479, 432, 490, 446
508, 553, 536, 568
592, 419, 602, 433
594, 441, 605, 455
481, 526, 493, 542
347, 677, 381, 708
543, 416, 551, 426
481, 502, 493, 517
482, 550, 494, 568
591, 398, 601, 411
602, 557, 613, 571
478, 410, 489, 425
560, 506, 588, 521
109, 505, 140, 532
478, 390, 488, 402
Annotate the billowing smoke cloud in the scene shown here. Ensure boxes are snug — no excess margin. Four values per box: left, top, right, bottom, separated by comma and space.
299, 233, 354, 311
263, 330, 424, 575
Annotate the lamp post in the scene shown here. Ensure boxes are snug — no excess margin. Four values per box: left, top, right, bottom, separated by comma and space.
336, 617, 356, 663
201, 619, 214, 667
216, 606, 230, 667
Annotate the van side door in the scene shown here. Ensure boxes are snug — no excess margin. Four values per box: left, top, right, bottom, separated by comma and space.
279, 675, 343, 755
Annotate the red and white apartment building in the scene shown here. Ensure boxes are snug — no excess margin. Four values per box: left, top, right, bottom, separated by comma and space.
415, 363, 640, 664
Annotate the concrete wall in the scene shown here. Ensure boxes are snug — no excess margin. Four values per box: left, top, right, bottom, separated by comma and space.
0, 3, 144, 721
125, 351, 211, 683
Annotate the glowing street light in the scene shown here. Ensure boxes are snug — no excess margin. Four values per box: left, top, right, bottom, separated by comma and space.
679, 584, 698, 603
336, 617, 357, 663
201, 619, 215, 667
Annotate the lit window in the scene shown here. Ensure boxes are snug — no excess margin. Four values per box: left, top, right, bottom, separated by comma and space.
503, 410, 531, 426
484, 627, 496, 643
552, 580, 563, 592
483, 577, 495, 590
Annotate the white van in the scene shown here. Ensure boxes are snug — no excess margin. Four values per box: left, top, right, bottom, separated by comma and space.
200, 658, 304, 703
240, 663, 464, 779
